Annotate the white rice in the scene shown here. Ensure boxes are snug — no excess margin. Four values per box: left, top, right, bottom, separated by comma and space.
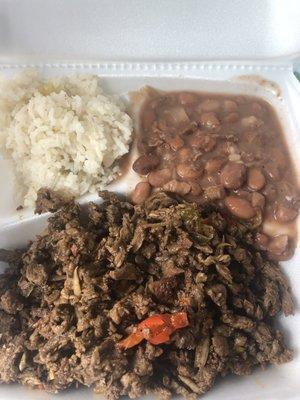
0, 70, 133, 207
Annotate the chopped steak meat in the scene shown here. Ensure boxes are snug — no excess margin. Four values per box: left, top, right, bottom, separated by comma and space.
0, 249, 23, 265
35, 188, 72, 214
0, 191, 293, 399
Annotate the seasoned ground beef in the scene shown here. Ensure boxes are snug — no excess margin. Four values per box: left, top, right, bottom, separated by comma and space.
0, 191, 293, 399
35, 188, 72, 214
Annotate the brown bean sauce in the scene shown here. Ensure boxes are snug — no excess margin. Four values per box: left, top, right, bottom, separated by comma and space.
131, 89, 300, 260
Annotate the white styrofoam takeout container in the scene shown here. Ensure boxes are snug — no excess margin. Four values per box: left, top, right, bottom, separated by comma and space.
0, 1, 300, 400
0, 60, 299, 400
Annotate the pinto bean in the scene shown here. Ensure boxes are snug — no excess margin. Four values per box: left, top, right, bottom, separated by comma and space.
163, 106, 189, 126
156, 144, 175, 162
235, 189, 251, 199
188, 133, 216, 152
223, 112, 239, 123
274, 203, 298, 223
200, 174, 220, 188
137, 140, 150, 154
223, 100, 238, 112
163, 180, 191, 196
219, 141, 239, 156
251, 192, 265, 208
147, 134, 163, 148
132, 182, 152, 204
177, 147, 192, 162
241, 151, 255, 163
225, 196, 256, 219
262, 184, 277, 201
178, 121, 198, 135
204, 157, 226, 174
199, 112, 220, 129
189, 182, 202, 196
268, 235, 290, 259
253, 232, 269, 250
241, 115, 262, 129
198, 99, 220, 112
228, 153, 242, 163
204, 186, 225, 200
242, 130, 263, 146
176, 163, 202, 180
178, 92, 198, 105
247, 168, 266, 191
166, 135, 184, 151
132, 154, 160, 175
148, 168, 172, 187
202, 136, 217, 152
220, 162, 246, 190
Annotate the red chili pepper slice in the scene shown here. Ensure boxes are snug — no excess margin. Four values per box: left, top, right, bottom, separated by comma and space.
118, 312, 189, 350
170, 312, 189, 329
117, 330, 144, 349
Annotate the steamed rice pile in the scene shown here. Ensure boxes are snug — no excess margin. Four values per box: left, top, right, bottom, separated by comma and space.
0, 70, 133, 207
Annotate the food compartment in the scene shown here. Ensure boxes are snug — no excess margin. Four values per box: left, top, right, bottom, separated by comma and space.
0, 64, 300, 400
